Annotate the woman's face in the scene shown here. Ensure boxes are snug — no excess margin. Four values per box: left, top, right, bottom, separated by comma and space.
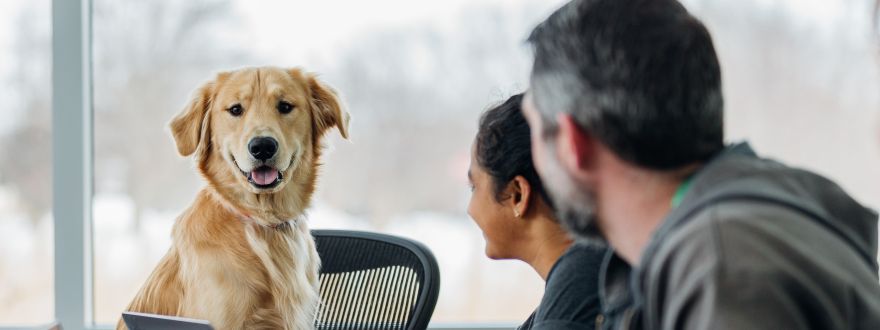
467, 144, 524, 260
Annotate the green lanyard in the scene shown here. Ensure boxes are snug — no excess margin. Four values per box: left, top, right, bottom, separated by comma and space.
671, 176, 693, 209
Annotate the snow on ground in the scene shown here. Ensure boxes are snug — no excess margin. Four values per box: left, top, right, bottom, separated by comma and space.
0, 193, 541, 324
3, 190, 880, 325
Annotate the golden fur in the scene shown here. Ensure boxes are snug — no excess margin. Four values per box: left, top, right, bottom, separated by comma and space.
118, 67, 349, 330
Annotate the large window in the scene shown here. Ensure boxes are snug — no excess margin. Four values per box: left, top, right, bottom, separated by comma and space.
5, 0, 878, 328
0, 0, 53, 326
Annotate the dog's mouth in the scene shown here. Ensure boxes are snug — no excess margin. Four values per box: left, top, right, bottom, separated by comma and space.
246, 165, 283, 189
232, 156, 285, 190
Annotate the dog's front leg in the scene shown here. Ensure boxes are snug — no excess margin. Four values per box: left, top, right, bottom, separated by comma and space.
178, 246, 265, 329
244, 307, 287, 330
117, 250, 184, 330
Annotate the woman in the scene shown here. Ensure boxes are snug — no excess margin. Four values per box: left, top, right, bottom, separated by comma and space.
467, 93, 607, 329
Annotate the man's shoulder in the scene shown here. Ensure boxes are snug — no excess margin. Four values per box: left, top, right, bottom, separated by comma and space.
646, 200, 873, 285
651, 201, 823, 266
638, 201, 880, 329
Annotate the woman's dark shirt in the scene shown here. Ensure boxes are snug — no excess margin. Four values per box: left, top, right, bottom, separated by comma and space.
518, 243, 606, 329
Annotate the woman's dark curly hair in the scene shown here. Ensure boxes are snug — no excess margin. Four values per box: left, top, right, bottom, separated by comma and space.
475, 93, 555, 209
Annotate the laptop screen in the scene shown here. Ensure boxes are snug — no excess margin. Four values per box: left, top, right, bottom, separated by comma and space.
122, 312, 214, 330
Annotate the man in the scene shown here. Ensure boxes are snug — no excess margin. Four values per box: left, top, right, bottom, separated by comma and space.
522, 0, 880, 328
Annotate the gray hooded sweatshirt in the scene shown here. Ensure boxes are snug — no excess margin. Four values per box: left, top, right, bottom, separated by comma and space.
599, 143, 880, 329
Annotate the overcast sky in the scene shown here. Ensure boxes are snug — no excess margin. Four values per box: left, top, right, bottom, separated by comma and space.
0, 0, 871, 136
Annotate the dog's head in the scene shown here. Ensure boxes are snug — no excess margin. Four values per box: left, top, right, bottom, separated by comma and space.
170, 67, 349, 200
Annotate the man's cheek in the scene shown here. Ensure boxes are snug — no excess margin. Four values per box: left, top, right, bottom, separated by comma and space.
532, 142, 549, 176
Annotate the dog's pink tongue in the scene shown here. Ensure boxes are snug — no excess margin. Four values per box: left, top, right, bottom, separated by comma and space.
251, 167, 279, 185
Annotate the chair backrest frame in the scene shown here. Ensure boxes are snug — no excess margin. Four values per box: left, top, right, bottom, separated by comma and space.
312, 229, 441, 330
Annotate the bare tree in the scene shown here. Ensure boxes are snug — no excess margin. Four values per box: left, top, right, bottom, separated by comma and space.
0, 3, 52, 224
92, 0, 251, 230
316, 3, 543, 226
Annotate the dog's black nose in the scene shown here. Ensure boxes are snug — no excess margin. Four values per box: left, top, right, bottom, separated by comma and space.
248, 137, 278, 160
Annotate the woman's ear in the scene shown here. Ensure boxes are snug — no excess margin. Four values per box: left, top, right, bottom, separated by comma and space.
508, 175, 533, 218
305, 72, 350, 139
169, 73, 226, 160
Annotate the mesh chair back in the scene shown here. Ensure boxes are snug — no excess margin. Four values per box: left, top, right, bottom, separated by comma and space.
312, 230, 440, 330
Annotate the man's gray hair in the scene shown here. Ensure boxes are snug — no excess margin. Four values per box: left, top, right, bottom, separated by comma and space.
528, 0, 724, 170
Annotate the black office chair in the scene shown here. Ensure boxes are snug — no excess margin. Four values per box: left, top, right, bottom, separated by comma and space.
312, 230, 441, 330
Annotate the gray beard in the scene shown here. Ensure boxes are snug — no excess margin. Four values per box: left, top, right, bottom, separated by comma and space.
535, 139, 607, 246
552, 189, 606, 247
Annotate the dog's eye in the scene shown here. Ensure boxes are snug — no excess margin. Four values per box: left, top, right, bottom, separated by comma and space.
277, 101, 295, 114
228, 104, 244, 117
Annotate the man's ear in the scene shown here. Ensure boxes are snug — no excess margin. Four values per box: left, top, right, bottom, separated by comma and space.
306, 73, 350, 139
169, 74, 224, 159
557, 113, 595, 174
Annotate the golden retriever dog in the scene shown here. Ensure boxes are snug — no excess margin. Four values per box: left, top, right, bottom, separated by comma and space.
118, 67, 349, 330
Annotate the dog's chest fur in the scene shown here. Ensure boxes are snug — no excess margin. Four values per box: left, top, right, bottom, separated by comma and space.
241, 220, 320, 329
174, 194, 321, 330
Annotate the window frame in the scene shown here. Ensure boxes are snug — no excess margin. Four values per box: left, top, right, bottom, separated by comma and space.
51, 0, 94, 329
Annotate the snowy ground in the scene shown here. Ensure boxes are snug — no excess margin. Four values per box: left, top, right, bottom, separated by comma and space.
3, 190, 879, 325
0, 192, 544, 325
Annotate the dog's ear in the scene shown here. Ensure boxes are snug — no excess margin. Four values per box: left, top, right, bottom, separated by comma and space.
306, 73, 350, 139
169, 73, 227, 158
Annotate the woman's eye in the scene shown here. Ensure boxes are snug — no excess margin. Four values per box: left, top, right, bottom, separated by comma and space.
228, 104, 243, 116
277, 101, 295, 114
